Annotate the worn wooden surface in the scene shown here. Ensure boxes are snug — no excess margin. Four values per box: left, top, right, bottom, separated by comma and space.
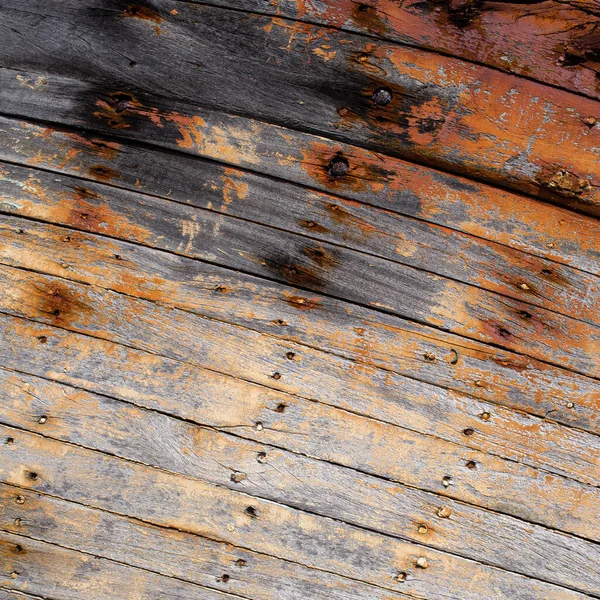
0, 1, 599, 599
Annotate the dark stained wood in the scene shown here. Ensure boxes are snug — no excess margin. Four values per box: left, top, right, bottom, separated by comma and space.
1, 217, 598, 438
2, 136, 599, 326
1, 166, 599, 378
1, 1, 600, 215
206, 0, 600, 103
2, 113, 599, 278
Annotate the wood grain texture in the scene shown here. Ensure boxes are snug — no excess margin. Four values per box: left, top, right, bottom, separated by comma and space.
0, 427, 595, 600
2, 105, 599, 280
0, 485, 413, 600
1, 264, 599, 490
1, 2, 600, 215
1, 369, 599, 595
2, 134, 599, 328
209, 0, 600, 103
1, 165, 599, 378
1, 215, 598, 438
0, 530, 239, 600
1, 309, 599, 544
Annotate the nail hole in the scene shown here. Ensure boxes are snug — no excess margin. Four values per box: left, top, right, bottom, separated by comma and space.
286, 352, 295, 360
275, 319, 287, 326
28, 471, 38, 481
38, 336, 48, 344
272, 372, 281, 380
256, 451, 267, 463
235, 559, 247, 567
16, 495, 25, 504
442, 475, 453, 487
15, 545, 23, 553
396, 572, 408, 582
519, 310, 532, 319
6, 437, 14, 444
462, 428, 474, 437
221, 574, 230, 583
38, 416, 47, 424
417, 524, 428, 534
498, 328, 511, 338
423, 352, 436, 362
466, 460, 477, 470
275, 403, 286, 413
328, 156, 349, 178
245, 506, 258, 518
541, 269, 553, 276
52, 309, 60, 317
358, 3, 369, 11
114, 254, 123, 260
255, 422, 264, 431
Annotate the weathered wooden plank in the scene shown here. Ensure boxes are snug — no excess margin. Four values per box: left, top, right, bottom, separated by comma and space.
1, 312, 599, 542
2, 264, 599, 489
2, 2, 600, 214
2, 143, 599, 328
3, 107, 600, 279
0, 427, 594, 600
0, 530, 242, 600
1, 171, 598, 377
1, 216, 598, 437
0, 489, 412, 600
2, 368, 599, 595
209, 0, 600, 103
0, 590, 46, 600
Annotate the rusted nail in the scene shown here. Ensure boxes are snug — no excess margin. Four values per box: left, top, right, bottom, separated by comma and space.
416, 557, 429, 569
449, 349, 459, 365
230, 472, 247, 484
235, 559, 247, 567
466, 460, 477, 470
442, 475, 453, 487
244, 506, 259, 518
396, 572, 408, 582
286, 352, 295, 360
423, 352, 436, 362
305, 221, 316, 228
38, 336, 48, 344
437, 506, 452, 518
38, 415, 47, 424
221, 574, 230, 583
16, 495, 25, 504
372, 86, 392, 106
275, 403, 286, 413
462, 428, 474, 437
328, 156, 349, 178
479, 411, 491, 421
272, 372, 282, 380
15, 544, 23, 553
417, 524, 429, 534
256, 451, 267, 463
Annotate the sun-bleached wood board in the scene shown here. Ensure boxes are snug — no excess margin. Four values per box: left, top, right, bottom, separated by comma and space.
1, 369, 599, 595
1, 1, 600, 215
1, 426, 598, 600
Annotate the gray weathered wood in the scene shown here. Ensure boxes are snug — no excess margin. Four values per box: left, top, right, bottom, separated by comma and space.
1, 312, 599, 543
2, 369, 599, 595
0, 427, 594, 600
